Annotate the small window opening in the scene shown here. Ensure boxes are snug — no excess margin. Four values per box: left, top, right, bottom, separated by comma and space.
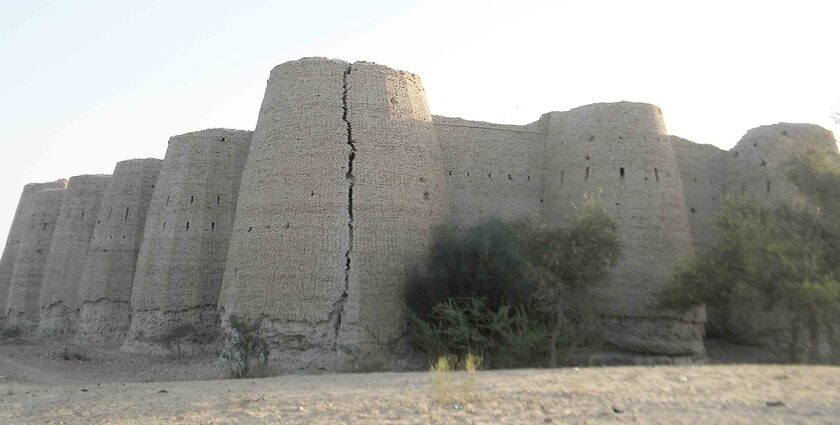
585, 166, 590, 181
690, 207, 696, 213
654, 168, 660, 182
619, 167, 625, 180
186, 222, 190, 231
42, 223, 47, 231
310, 191, 315, 197
488, 173, 492, 178
540, 198, 544, 203
734, 151, 739, 157
211, 222, 215, 231
766, 180, 771, 194
527, 175, 531, 181
760, 160, 767, 167
423, 191, 430, 200
585, 155, 590, 161
248, 227, 253, 232
560, 170, 564, 185
163, 222, 166, 230
190, 195, 194, 204
466, 172, 470, 177
124, 207, 130, 221
81, 210, 85, 219
166, 196, 170, 206
448, 171, 452, 176
508, 174, 513, 180
217, 195, 221, 204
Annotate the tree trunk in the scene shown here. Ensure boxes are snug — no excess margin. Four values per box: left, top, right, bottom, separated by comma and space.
827, 323, 840, 365
549, 298, 564, 368
789, 317, 801, 363
808, 310, 821, 364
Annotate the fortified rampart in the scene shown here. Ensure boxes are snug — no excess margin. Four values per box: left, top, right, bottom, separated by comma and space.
76, 159, 162, 344
219, 59, 449, 370
542, 103, 702, 355
0, 180, 67, 326
434, 116, 547, 227
37, 175, 111, 336
713, 124, 840, 358
1, 57, 837, 366
123, 129, 252, 354
6, 187, 67, 329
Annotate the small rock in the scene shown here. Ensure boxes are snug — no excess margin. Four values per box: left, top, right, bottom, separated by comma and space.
80, 389, 88, 392
158, 390, 168, 394
612, 406, 623, 414
766, 401, 784, 407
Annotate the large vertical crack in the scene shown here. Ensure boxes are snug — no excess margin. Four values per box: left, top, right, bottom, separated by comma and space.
333, 64, 355, 347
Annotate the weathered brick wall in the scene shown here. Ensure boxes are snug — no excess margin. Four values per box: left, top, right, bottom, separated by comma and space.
543, 102, 703, 356
0, 180, 67, 326
76, 159, 161, 345
219, 58, 352, 370
37, 174, 111, 336
220, 58, 449, 371
6, 186, 67, 330
336, 62, 450, 367
434, 116, 547, 227
123, 129, 251, 354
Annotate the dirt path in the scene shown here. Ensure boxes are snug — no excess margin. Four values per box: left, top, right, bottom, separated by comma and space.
1, 365, 838, 424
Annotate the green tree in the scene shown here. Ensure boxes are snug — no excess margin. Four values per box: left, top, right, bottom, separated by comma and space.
517, 200, 622, 366
660, 194, 840, 362
406, 199, 622, 368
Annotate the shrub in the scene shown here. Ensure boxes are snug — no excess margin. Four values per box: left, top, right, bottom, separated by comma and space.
1, 326, 21, 339
158, 323, 197, 360
61, 347, 89, 361
221, 315, 270, 378
659, 195, 840, 363
408, 297, 550, 369
407, 201, 621, 368
405, 219, 533, 318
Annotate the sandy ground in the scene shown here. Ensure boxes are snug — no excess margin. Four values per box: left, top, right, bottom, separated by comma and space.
0, 337, 838, 424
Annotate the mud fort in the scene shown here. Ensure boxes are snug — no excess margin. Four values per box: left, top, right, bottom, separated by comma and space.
1, 58, 837, 370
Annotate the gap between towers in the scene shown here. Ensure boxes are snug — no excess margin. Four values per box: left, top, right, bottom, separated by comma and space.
335, 64, 355, 343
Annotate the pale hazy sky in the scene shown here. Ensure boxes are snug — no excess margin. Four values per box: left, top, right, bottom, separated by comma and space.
1, 0, 838, 237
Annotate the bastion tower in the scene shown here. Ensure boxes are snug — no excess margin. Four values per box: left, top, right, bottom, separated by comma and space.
219, 58, 449, 370
0, 179, 68, 326
76, 159, 162, 344
6, 186, 67, 330
123, 129, 252, 354
543, 103, 703, 356
37, 174, 111, 336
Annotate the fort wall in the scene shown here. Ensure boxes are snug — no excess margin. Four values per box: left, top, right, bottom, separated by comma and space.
37, 175, 111, 336
335, 62, 449, 366
717, 124, 839, 359
0, 180, 68, 326
219, 58, 352, 370
6, 187, 67, 330
434, 116, 547, 227
76, 159, 162, 344
4, 57, 837, 366
220, 58, 450, 370
543, 102, 703, 356
123, 129, 252, 354
669, 137, 727, 254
